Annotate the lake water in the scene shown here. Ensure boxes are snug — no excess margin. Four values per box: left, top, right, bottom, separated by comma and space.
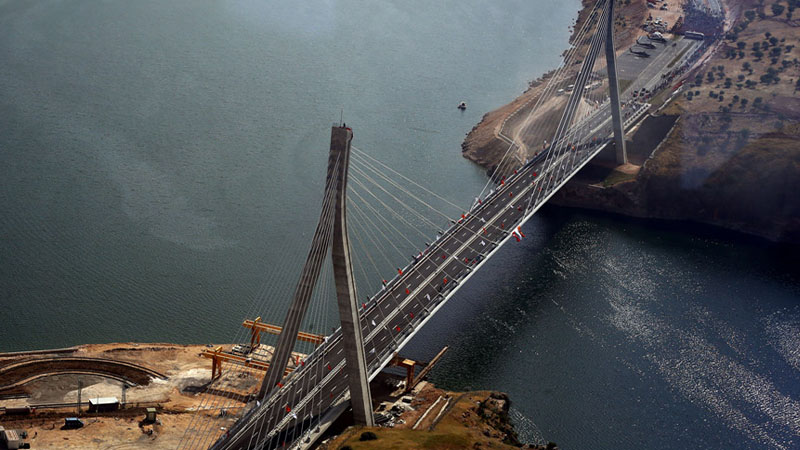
1, 1, 798, 449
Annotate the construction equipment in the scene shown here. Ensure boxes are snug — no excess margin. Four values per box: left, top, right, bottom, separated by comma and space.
243, 317, 326, 349
201, 347, 302, 379
389, 346, 449, 393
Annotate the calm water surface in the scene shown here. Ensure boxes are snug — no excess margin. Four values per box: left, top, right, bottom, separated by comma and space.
1, 1, 798, 449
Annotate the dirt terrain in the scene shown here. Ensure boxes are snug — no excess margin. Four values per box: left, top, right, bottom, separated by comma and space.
321, 382, 555, 450
551, 0, 800, 243
462, 0, 800, 243
0, 343, 248, 449
461, 0, 652, 176
1, 343, 526, 449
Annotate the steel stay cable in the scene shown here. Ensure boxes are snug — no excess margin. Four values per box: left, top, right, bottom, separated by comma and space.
349, 156, 508, 240
236, 174, 341, 450
243, 156, 342, 450
476, 0, 603, 197
348, 179, 439, 241
350, 148, 466, 212
212, 5, 612, 448
348, 218, 384, 298
346, 200, 401, 275
192, 154, 345, 450
350, 149, 508, 241
350, 151, 462, 216
515, 0, 607, 185
348, 185, 432, 245
181, 235, 310, 450
348, 200, 411, 261
496, 0, 605, 181
212, 191, 338, 450
349, 179, 483, 275
350, 160, 462, 225
349, 168, 505, 251
284, 259, 330, 449
529, 0, 610, 209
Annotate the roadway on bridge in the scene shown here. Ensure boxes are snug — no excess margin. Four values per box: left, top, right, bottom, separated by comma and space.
213, 99, 650, 450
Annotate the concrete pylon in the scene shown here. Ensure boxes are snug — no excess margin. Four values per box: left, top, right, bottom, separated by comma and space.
259, 126, 373, 427
605, 0, 628, 165
330, 127, 374, 427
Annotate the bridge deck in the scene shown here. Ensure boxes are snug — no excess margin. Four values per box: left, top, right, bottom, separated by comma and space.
207, 100, 649, 450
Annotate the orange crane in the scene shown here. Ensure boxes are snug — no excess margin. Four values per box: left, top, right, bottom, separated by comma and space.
243, 317, 326, 348
201, 347, 297, 379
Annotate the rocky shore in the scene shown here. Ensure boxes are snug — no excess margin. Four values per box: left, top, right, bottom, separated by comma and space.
461, 0, 800, 243
322, 387, 557, 450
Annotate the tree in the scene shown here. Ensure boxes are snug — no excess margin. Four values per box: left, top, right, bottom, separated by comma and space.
772, 3, 785, 16
743, 61, 752, 71
745, 10, 756, 21
738, 128, 751, 143
737, 41, 747, 50
769, 36, 779, 46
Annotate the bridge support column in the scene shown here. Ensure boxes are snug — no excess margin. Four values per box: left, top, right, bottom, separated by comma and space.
258, 125, 373, 426
606, 0, 627, 165
330, 127, 374, 427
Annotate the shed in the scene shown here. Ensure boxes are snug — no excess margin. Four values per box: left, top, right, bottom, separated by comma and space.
1, 428, 22, 450
88, 397, 119, 412
64, 417, 84, 429
146, 408, 157, 422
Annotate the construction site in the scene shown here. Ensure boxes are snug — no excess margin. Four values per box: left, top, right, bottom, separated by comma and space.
0, 318, 448, 449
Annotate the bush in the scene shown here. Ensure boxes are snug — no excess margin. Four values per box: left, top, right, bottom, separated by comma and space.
359, 431, 378, 441
772, 4, 785, 16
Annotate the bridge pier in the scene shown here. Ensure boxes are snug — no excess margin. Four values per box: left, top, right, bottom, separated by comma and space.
330, 126, 375, 427
258, 125, 373, 427
605, 0, 628, 165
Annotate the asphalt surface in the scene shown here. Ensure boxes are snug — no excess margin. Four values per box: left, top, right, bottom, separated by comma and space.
209, 98, 650, 450
617, 36, 699, 91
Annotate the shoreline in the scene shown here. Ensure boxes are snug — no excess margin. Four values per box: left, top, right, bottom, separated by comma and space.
461, 0, 800, 244
0, 342, 552, 449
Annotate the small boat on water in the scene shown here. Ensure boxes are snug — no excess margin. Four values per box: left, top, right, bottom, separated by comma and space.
457, 101, 467, 110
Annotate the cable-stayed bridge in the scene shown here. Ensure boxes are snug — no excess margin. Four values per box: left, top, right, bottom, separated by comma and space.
178, 1, 650, 448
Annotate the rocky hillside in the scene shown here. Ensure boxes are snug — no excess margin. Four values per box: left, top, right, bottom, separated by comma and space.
322, 390, 557, 450
462, 0, 800, 243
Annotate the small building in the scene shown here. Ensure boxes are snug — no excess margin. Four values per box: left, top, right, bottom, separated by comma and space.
145, 408, 157, 422
64, 418, 85, 430
88, 397, 120, 413
1, 427, 23, 450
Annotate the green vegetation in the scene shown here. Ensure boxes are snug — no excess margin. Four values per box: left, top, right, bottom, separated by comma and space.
667, 46, 691, 68
359, 431, 378, 441
603, 169, 637, 187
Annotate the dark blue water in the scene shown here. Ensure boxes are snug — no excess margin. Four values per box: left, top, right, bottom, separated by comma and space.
2, 1, 799, 449
409, 209, 800, 449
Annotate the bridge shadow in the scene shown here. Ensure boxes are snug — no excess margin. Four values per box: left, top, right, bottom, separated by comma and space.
182, 381, 256, 404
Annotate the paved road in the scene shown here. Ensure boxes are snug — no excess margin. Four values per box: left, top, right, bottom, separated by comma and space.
618, 36, 701, 95
208, 98, 650, 450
